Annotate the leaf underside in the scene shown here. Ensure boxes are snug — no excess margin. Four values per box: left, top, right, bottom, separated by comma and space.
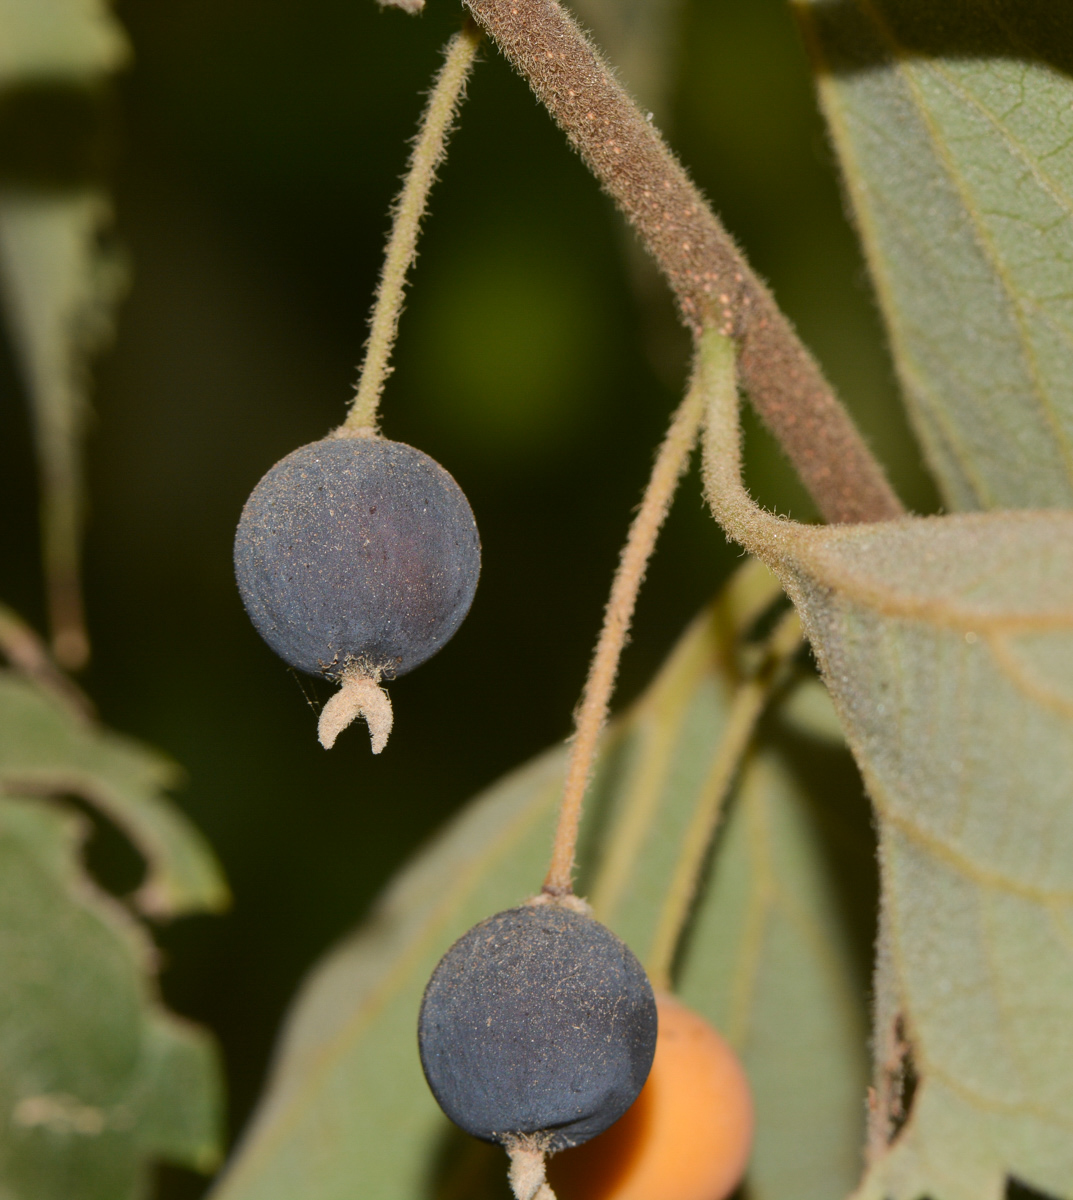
788, 516, 1073, 1200
785, 5, 1073, 1195
701, 320, 1073, 1200
210, 582, 872, 1200
797, 0, 1073, 512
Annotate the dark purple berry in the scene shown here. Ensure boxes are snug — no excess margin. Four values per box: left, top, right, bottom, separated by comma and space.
234, 436, 480, 681
418, 904, 657, 1150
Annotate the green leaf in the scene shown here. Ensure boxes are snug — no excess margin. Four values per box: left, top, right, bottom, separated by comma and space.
210, 577, 870, 1200
702, 327, 1073, 1200
787, 515, 1073, 1200
0, 190, 127, 667
0, 794, 222, 1200
0, 0, 129, 90
0, 670, 228, 917
678, 749, 871, 1200
795, 0, 1073, 510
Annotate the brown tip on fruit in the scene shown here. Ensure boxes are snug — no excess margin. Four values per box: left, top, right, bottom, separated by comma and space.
317, 669, 394, 753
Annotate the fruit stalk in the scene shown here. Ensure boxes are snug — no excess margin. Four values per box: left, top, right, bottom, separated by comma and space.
543, 381, 705, 896
461, 0, 903, 527
344, 20, 482, 435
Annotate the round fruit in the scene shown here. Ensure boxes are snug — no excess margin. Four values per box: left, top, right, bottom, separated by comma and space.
234, 436, 480, 681
549, 991, 754, 1200
418, 904, 658, 1151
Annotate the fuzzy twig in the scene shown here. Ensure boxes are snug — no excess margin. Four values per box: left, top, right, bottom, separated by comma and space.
461, 0, 903, 526
543, 381, 705, 896
317, 667, 394, 752
342, 21, 482, 436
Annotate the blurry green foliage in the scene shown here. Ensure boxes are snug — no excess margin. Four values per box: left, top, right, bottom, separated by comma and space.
0, 666, 224, 1199
0, 0, 128, 88
407, 224, 612, 459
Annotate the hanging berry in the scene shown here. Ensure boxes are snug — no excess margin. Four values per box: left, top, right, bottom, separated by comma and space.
418, 904, 658, 1153
234, 434, 479, 751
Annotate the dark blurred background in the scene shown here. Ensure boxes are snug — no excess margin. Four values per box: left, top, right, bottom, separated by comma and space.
0, 0, 938, 1194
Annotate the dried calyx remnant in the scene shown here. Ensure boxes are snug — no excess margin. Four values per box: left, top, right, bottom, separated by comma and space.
419, 900, 658, 1198
233, 435, 480, 752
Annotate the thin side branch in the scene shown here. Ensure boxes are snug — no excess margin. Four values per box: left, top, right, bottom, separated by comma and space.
588, 558, 784, 923
646, 607, 802, 990
461, 0, 903, 526
543, 382, 705, 896
343, 21, 482, 435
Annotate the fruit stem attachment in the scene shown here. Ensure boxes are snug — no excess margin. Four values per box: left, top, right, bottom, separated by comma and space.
317, 666, 394, 753
543, 374, 706, 897
506, 1136, 557, 1200
342, 21, 482, 437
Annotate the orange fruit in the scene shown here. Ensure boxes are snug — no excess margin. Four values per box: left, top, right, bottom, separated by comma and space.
549, 991, 753, 1200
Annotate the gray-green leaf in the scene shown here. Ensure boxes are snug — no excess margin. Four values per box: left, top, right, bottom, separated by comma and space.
0, 795, 221, 1200
786, 515, 1073, 1200
0, 190, 127, 668
678, 750, 870, 1200
796, 0, 1073, 511
702, 326, 1073, 1200
210, 585, 869, 1200
0, 0, 129, 89
0, 670, 228, 917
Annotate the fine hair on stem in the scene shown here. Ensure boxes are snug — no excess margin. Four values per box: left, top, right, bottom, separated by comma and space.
342, 21, 482, 436
462, 0, 903, 525
543, 372, 707, 897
